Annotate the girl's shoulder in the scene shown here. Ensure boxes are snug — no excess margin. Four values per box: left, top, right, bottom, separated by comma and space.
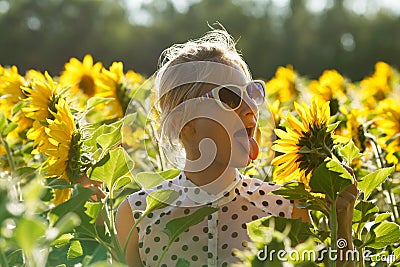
238, 176, 294, 218
239, 175, 282, 194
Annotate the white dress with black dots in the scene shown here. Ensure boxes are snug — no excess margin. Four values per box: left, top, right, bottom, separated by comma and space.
127, 171, 293, 267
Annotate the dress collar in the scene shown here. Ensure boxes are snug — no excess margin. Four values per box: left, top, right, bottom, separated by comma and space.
173, 170, 243, 207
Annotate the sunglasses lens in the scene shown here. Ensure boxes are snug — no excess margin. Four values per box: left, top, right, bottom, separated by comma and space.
218, 86, 242, 110
247, 81, 265, 105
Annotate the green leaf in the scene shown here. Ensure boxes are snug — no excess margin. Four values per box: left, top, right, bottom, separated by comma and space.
2, 121, 17, 136
374, 213, 392, 224
51, 233, 74, 248
84, 245, 109, 266
83, 115, 135, 161
67, 240, 83, 259
339, 139, 362, 164
89, 147, 134, 194
392, 185, 400, 194
86, 96, 114, 111
271, 182, 315, 200
352, 200, 379, 234
11, 101, 27, 116
175, 258, 190, 267
52, 212, 81, 240
143, 189, 180, 217
87, 261, 126, 267
13, 217, 47, 252
84, 202, 103, 224
309, 158, 354, 201
358, 166, 395, 200
114, 175, 132, 191
135, 169, 180, 189
0, 112, 6, 132
327, 121, 340, 132
162, 206, 218, 243
366, 221, 400, 249
271, 182, 329, 215
353, 200, 379, 224
389, 246, 400, 266
49, 186, 93, 226
247, 216, 313, 246
96, 127, 122, 156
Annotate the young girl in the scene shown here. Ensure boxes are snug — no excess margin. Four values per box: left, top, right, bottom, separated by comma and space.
116, 29, 357, 267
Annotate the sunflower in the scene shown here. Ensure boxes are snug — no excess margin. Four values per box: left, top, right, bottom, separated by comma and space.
359, 61, 394, 108
23, 73, 82, 204
42, 97, 80, 204
97, 61, 125, 118
309, 70, 348, 115
266, 65, 298, 104
0, 65, 32, 144
337, 107, 368, 151
272, 98, 338, 190
0, 66, 26, 117
23, 72, 61, 153
60, 54, 103, 100
374, 98, 400, 170
98, 62, 146, 119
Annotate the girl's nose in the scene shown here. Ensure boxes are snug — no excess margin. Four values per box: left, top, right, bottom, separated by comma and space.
237, 94, 258, 124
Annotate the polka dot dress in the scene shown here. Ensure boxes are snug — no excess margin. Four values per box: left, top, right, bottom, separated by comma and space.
127, 171, 293, 267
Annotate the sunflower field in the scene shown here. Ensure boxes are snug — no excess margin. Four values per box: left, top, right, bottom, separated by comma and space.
0, 56, 399, 266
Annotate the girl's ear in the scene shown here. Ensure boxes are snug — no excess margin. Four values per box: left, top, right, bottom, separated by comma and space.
169, 109, 196, 140
181, 120, 196, 137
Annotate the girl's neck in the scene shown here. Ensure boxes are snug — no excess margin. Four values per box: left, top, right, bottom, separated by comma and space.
183, 162, 237, 195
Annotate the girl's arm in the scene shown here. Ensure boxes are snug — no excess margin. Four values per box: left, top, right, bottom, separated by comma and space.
292, 184, 357, 267
115, 199, 142, 267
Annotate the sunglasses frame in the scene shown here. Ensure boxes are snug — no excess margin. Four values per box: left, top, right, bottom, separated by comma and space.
199, 80, 266, 111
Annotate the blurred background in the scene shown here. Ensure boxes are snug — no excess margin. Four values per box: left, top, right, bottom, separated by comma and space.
1, 0, 399, 81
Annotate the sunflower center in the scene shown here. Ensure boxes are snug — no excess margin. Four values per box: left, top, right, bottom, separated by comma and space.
79, 75, 96, 97
296, 123, 334, 175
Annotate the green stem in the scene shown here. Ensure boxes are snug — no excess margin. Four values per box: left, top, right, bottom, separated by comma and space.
101, 205, 125, 263
0, 247, 9, 267
123, 215, 144, 255
150, 121, 166, 171
366, 134, 399, 222
0, 137, 16, 173
155, 238, 178, 267
356, 223, 364, 267
329, 200, 337, 267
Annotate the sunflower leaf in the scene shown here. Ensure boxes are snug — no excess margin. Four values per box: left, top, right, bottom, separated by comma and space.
67, 240, 83, 259
175, 258, 190, 267
13, 217, 47, 253
271, 182, 313, 200
89, 147, 134, 195
0, 113, 6, 133
135, 169, 181, 189
143, 189, 180, 218
309, 158, 354, 201
358, 166, 394, 201
247, 216, 313, 246
327, 121, 340, 132
364, 221, 400, 249
352, 200, 379, 232
339, 139, 363, 165
86, 96, 114, 112
162, 206, 218, 243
